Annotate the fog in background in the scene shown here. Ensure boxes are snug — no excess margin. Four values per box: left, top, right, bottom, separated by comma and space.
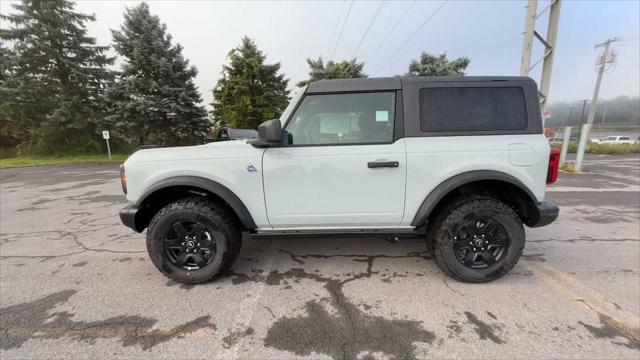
2, 0, 639, 110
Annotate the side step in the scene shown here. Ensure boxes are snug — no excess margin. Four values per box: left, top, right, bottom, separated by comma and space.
250, 228, 424, 240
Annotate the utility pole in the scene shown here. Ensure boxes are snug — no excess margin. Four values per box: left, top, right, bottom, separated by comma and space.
601, 102, 608, 124
575, 38, 618, 171
560, 107, 573, 127
579, 99, 589, 124
520, 0, 561, 125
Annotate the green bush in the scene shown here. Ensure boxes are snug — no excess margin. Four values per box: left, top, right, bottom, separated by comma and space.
588, 142, 640, 154
551, 141, 639, 154
0, 147, 18, 158
15, 126, 134, 157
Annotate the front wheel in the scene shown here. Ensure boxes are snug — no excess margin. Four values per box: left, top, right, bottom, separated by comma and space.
146, 197, 241, 284
432, 197, 525, 283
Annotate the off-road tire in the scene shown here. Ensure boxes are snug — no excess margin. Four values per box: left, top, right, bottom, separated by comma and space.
431, 196, 524, 283
146, 197, 242, 284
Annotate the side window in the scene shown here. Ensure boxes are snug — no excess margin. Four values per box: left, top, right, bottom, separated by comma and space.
285, 92, 395, 145
419, 87, 527, 132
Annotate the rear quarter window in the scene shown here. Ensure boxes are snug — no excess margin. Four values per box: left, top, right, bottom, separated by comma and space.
419, 87, 528, 132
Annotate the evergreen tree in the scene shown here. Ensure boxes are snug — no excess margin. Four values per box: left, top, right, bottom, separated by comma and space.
297, 57, 366, 87
406, 52, 470, 76
105, 2, 209, 146
212, 37, 289, 130
0, 0, 114, 153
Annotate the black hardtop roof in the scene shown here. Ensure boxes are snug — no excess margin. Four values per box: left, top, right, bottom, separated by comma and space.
306, 76, 535, 93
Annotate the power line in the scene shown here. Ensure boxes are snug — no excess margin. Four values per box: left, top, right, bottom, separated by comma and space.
325, 0, 347, 59
330, 0, 354, 61
351, 0, 385, 59
364, 0, 416, 65
372, 0, 447, 76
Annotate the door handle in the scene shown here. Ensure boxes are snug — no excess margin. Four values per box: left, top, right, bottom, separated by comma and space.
367, 160, 399, 168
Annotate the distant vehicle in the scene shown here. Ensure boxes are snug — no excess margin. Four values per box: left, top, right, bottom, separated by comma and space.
592, 135, 634, 144
217, 127, 258, 141
119, 76, 559, 284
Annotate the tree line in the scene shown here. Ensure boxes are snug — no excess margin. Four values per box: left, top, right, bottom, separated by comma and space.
0, 0, 470, 155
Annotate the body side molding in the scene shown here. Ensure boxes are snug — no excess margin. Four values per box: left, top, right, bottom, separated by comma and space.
410, 170, 537, 227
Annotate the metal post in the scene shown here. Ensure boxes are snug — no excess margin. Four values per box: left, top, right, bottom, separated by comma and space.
601, 102, 608, 124
559, 126, 571, 167
575, 39, 616, 172
520, 0, 537, 76
106, 139, 112, 160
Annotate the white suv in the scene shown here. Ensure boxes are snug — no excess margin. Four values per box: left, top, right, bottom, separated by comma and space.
119, 76, 560, 284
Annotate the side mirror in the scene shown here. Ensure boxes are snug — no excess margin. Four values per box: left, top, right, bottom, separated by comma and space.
250, 119, 282, 147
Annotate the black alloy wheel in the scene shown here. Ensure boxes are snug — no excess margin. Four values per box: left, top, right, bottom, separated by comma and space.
163, 221, 217, 270
453, 218, 508, 269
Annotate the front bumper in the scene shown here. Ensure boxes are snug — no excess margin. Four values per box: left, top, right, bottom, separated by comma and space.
119, 204, 141, 232
526, 201, 559, 228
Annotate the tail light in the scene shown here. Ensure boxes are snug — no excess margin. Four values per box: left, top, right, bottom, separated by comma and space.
547, 148, 560, 184
120, 164, 127, 194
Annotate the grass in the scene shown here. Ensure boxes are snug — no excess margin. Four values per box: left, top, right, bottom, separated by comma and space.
550, 141, 640, 154
560, 162, 578, 173
0, 154, 129, 169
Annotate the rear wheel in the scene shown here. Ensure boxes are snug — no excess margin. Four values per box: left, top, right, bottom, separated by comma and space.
431, 197, 524, 283
146, 197, 241, 284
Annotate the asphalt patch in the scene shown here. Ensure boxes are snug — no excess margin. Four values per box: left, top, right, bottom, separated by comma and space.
0, 290, 216, 350
258, 264, 435, 360
464, 311, 505, 344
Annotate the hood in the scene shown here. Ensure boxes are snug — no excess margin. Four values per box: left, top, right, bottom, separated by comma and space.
125, 140, 259, 163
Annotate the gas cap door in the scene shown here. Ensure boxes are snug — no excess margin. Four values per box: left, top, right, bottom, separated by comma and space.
508, 143, 535, 166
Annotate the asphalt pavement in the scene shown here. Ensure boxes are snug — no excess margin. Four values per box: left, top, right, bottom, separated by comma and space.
1, 154, 639, 359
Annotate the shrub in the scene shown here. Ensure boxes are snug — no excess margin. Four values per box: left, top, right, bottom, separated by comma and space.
18, 126, 102, 156
550, 141, 639, 154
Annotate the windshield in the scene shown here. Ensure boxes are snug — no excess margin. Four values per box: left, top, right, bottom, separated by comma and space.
279, 86, 307, 125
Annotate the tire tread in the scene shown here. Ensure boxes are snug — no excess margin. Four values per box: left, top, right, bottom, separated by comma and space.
146, 197, 241, 283
431, 196, 524, 283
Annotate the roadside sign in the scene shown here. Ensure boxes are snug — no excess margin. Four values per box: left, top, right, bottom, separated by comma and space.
102, 130, 110, 140
542, 111, 551, 119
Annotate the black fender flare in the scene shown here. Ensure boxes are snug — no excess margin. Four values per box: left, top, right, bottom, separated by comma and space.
137, 176, 257, 229
410, 170, 537, 226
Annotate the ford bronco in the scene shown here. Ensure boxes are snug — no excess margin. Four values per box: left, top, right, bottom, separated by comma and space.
119, 76, 560, 284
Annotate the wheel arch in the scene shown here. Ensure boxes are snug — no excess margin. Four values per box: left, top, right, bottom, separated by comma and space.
132, 176, 257, 232
411, 170, 539, 228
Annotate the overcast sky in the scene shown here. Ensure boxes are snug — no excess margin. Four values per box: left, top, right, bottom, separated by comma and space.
2, 0, 639, 110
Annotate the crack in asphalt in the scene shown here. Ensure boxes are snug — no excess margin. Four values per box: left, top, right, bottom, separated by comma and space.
0, 231, 144, 261
224, 249, 438, 359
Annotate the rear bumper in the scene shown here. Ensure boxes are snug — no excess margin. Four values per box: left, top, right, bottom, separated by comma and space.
119, 204, 141, 232
526, 201, 559, 228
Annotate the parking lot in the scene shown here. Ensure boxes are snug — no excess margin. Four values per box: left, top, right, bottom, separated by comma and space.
1, 154, 639, 359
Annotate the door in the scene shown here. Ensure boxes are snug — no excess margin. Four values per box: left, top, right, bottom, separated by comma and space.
262, 91, 406, 229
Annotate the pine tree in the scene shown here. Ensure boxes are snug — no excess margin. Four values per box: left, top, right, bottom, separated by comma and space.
297, 57, 366, 87
105, 2, 209, 146
0, 0, 114, 153
212, 37, 289, 130
407, 52, 470, 76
